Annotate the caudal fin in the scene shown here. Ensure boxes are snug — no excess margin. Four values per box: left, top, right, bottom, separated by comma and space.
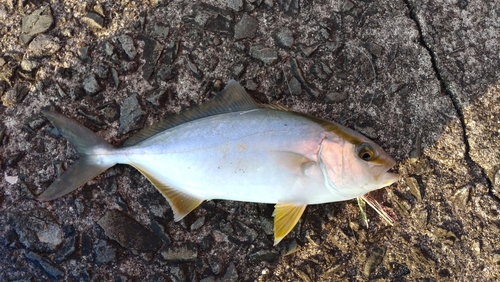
38, 111, 115, 201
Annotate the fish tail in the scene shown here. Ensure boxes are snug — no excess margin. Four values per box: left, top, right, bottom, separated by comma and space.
38, 111, 116, 201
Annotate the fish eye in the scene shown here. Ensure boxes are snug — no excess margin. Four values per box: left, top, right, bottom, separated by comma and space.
357, 143, 375, 161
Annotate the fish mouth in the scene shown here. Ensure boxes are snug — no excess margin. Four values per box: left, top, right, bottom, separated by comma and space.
371, 157, 399, 187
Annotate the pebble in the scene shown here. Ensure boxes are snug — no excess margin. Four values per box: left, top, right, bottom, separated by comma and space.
273, 27, 294, 49
2, 83, 29, 106
110, 68, 119, 88
234, 14, 258, 40
98, 209, 162, 252
222, 262, 238, 282
185, 56, 203, 79
286, 77, 302, 96
82, 12, 105, 30
137, 34, 162, 80
249, 45, 278, 65
118, 35, 137, 60
11, 209, 63, 253
27, 34, 60, 58
94, 239, 117, 264
247, 249, 280, 263
310, 62, 332, 81
151, 23, 169, 41
118, 94, 145, 135
277, 0, 300, 15
54, 234, 76, 262
25, 251, 64, 279
290, 58, 319, 98
325, 92, 348, 103
226, 0, 243, 11
160, 243, 198, 263
82, 74, 101, 96
19, 7, 54, 45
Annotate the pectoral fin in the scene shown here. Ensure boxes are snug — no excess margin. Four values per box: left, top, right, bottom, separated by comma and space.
273, 203, 307, 245
132, 165, 204, 221
270, 151, 316, 176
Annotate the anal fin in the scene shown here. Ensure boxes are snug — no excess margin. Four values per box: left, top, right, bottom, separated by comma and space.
273, 203, 307, 245
132, 165, 204, 221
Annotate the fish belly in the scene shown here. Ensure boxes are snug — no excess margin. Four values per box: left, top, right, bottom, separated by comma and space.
124, 109, 340, 205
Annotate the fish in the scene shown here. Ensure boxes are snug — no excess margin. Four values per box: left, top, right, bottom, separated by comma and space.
39, 80, 399, 245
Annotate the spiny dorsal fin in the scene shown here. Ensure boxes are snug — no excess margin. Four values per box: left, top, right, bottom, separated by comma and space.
259, 103, 290, 111
131, 164, 204, 221
273, 203, 307, 245
124, 80, 258, 146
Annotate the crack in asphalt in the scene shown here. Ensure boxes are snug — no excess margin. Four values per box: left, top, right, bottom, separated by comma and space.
402, 0, 499, 203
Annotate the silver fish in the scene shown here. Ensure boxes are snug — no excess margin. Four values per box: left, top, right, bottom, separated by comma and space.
39, 80, 399, 245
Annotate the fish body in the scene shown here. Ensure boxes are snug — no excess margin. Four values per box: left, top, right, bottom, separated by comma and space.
39, 80, 398, 244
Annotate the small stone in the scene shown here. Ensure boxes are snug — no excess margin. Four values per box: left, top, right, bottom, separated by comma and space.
325, 92, 348, 103
82, 74, 101, 96
137, 34, 162, 80
185, 56, 203, 79
82, 12, 105, 30
54, 234, 76, 263
190, 216, 205, 231
96, 63, 109, 79
156, 65, 177, 82
11, 209, 63, 253
118, 35, 137, 60
161, 41, 178, 65
19, 7, 54, 45
310, 62, 332, 81
290, 58, 318, 98
247, 249, 280, 263
98, 210, 162, 252
27, 34, 60, 58
405, 177, 422, 202
234, 14, 258, 40
226, 0, 243, 11
286, 77, 302, 96
300, 44, 319, 57
363, 246, 386, 276
25, 251, 64, 279
103, 41, 115, 57
208, 256, 222, 274
77, 46, 90, 62
94, 239, 117, 264
2, 83, 29, 106
277, 0, 299, 15
118, 94, 146, 135
273, 27, 294, 49
230, 62, 246, 78
151, 23, 169, 40
110, 68, 119, 88
249, 45, 278, 65
221, 262, 238, 282
160, 244, 198, 263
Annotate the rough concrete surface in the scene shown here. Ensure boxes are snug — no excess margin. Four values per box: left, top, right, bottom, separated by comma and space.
0, 0, 499, 281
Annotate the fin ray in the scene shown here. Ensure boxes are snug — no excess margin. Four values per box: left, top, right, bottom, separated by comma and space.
124, 80, 258, 146
39, 111, 115, 201
132, 165, 204, 221
273, 203, 307, 245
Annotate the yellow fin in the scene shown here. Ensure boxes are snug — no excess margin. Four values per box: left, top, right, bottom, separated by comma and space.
132, 165, 204, 221
273, 203, 307, 245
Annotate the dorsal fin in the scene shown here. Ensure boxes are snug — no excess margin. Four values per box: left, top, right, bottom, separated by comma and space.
124, 80, 259, 146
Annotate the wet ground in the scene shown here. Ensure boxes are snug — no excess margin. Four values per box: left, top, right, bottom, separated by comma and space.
1, 0, 499, 281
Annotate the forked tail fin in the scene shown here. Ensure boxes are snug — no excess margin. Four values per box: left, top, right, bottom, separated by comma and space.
38, 111, 115, 201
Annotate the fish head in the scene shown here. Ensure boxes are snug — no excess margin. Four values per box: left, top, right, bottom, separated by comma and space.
318, 126, 399, 200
